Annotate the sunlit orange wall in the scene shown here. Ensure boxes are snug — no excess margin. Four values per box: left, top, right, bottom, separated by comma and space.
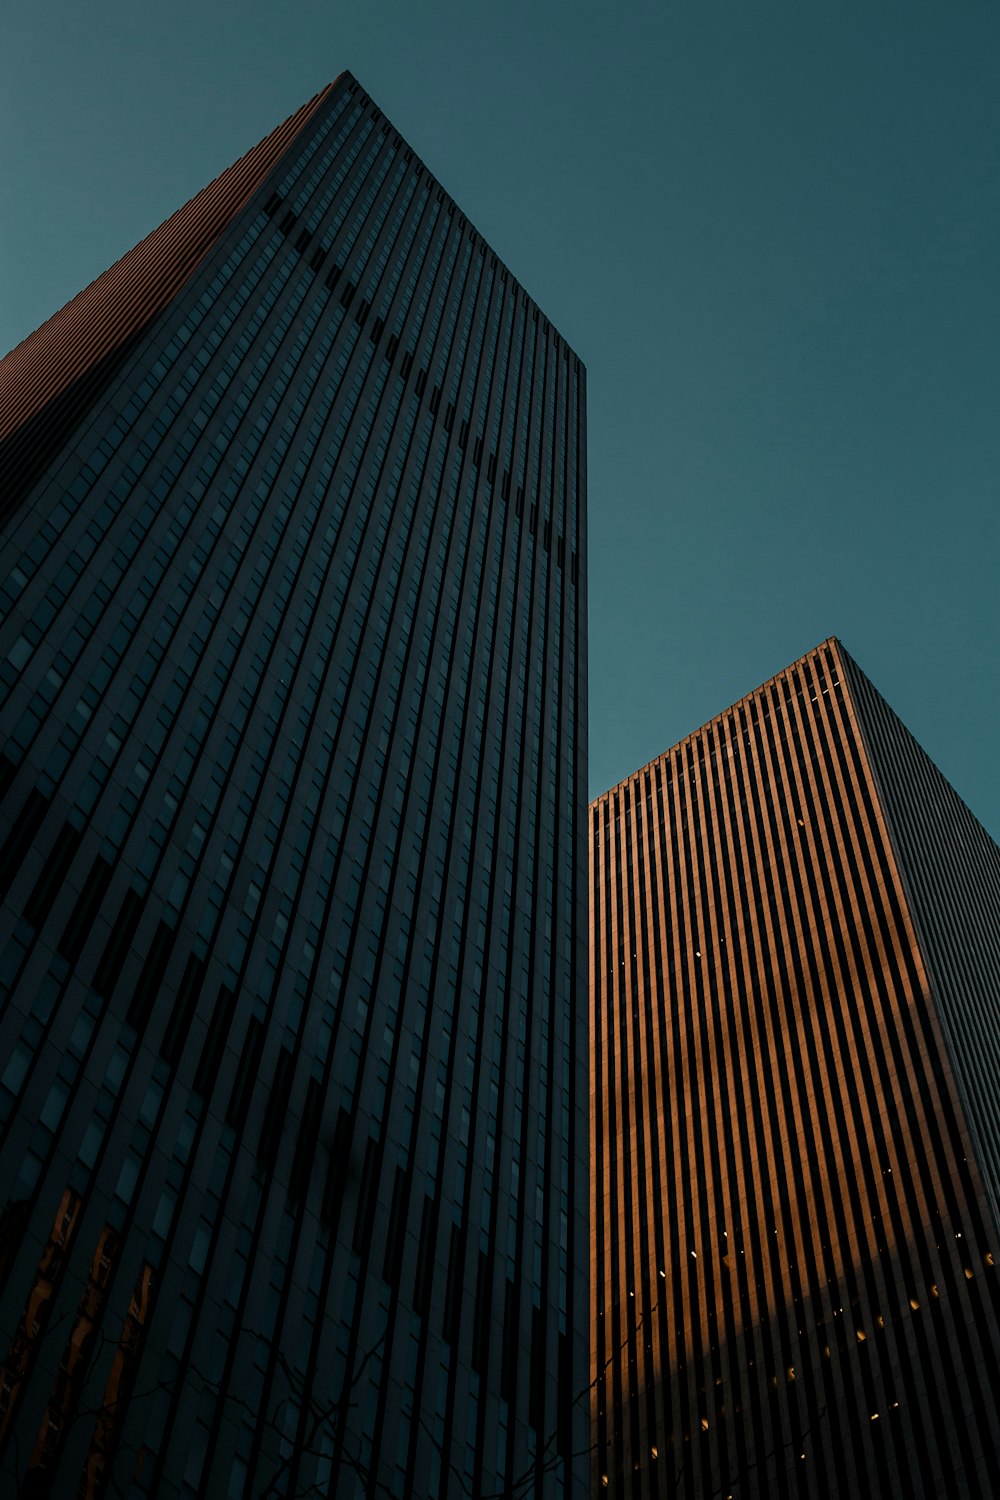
0, 83, 337, 450
589, 638, 1000, 1498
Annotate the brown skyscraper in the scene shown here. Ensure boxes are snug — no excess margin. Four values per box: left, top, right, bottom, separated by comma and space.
590, 638, 1000, 1498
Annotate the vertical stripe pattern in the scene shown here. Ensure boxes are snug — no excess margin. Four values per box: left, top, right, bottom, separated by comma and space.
590, 637, 1000, 1498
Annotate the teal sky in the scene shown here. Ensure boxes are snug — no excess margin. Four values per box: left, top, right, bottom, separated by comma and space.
3, 2, 998, 835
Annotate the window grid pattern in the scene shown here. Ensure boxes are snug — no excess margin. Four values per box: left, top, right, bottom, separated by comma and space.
0, 73, 587, 1500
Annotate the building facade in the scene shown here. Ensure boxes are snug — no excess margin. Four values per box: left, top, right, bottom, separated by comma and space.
590, 638, 1000, 1498
0, 73, 588, 1499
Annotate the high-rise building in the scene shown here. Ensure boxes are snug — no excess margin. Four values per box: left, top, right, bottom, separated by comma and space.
0, 73, 587, 1499
590, 638, 1000, 1498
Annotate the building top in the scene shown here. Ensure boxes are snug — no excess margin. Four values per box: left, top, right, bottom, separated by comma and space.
0, 72, 583, 525
592, 635, 844, 807
335, 72, 585, 366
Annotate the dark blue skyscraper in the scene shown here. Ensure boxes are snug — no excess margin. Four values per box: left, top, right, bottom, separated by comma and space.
0, 73, 587, 1498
